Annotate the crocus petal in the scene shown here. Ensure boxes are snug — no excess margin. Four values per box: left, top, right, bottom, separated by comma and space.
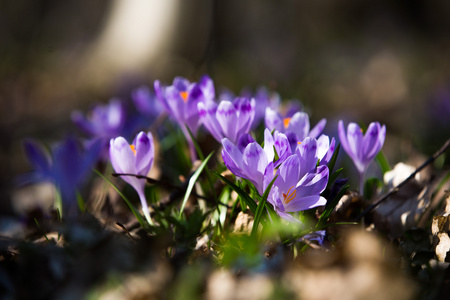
338, 120, 351, 157
265, 107, 284, 132
263, 161, 275, 194
198, 74, 215, 102
346, 123, 363, 159
234, 97, 255, 139
277, 210, 303, 224
287, 112, 310, 141
221, 138, 246, 178
308, 118, 327, 139
316, 135, 330, 161
53, 136, 82, 184
132, 86, 162, 117
165, 86, 185, 122
71, 111, 95, 136
296, 165, 329, 197
237, 133, 255, 152
242, 142, 268, 194
107, 99, 125, 130
273, 132, 291, 166
23, 140, 52, 176
217, 101, 238, 143
134, 132, 154, 175
186, 84, 205, 117
284, 195, 327, 212
153, 80, 171, 114
173, 77, 190, 91
110, 137, 136, 175
263, 128, 275, 162
296, 137, 319, 179
276, 155, 300, 193
198, 101, 223, 142
362, 122, 385, 162
80, 138, 102, 177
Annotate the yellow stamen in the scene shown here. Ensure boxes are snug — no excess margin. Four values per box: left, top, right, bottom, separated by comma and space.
297, 142, 302, 145
283, 117, 291, 129
282, 185, 297, 205
180, 91, 188, 103
130, 144, 136, 155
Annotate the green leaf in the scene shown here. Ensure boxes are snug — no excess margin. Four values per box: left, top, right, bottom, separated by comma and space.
273, 145, 279, 161
186, 125, 218, 202
326, 167, 343, 190
179, 151, 214, 217
364, 177, 383, 199
76, 190, 86, 213
375, 150, 391, 174
316, 184, 350, 229
54, 187, 63, 219
211, 171, 258, 214
327, 143, 340, 175
93, 169, 149, 229
251, 175, 278, 237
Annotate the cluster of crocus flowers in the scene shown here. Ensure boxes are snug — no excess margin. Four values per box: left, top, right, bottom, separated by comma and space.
109, 131, 155, 225
338, 120, 386, 194
98, 74, 385, 227
222, 128, 332, 223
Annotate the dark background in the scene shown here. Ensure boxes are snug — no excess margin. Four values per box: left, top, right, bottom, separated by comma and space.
1, 0, 449, 214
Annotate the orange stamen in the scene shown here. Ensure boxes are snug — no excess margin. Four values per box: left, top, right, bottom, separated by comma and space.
180, 91, 189, 103
283, 117, 291, 129
130, 144, 136, 155
282, 185, 297, 205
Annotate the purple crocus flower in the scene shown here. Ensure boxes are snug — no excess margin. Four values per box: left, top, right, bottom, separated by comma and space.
338, 120, 386, 193
294, 136, 336, 177
110, 131, 155, 225
268, 155, 329, 224
221, 128, 300, 195
22, 136, 101, 216
72, 98, 126, 140
262, 128, 292, 167
265, 107, 326, 142
221, 138, 274, 195
131, 85, 164, 119
71, 98, 130, 162
198, 97, 255, 144
154, 75, 214, 161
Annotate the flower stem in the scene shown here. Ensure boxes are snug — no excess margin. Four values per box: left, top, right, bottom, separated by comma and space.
137, 189, 153, 226
359, 173, 365, 199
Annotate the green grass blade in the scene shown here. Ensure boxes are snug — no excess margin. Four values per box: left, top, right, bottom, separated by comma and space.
93, 169, 148, 229
326, 168, 343, 190
186, 125, 218, 202
251, 175, 277, 238
185, 125, 205, 161
327, 143, 340, 175
76, 190, 86, 213
179, 151, 214, 217
375, 150, 391, 174
210, 171, 258, 214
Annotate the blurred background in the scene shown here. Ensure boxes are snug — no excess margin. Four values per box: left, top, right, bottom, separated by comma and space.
1, 0, 449, 214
